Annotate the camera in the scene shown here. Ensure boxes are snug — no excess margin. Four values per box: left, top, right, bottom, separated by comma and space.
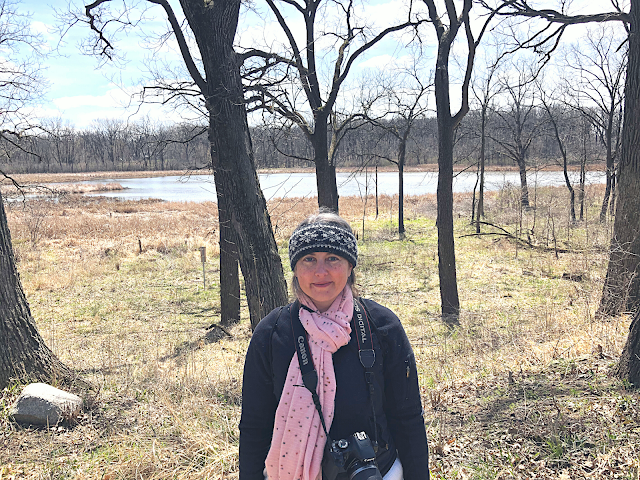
329, 431, 383, 480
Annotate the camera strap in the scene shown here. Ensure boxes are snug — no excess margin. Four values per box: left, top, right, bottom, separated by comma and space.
289, 298, 378, 446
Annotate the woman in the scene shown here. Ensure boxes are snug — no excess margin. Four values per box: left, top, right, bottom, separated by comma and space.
239, 212, 429, 480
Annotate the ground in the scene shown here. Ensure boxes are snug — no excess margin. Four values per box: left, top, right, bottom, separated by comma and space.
0, 181, 637, 479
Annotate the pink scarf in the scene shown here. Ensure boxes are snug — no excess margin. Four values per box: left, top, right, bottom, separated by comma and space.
265, 287, 354, 480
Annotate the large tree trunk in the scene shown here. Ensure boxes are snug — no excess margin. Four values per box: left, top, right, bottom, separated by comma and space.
599, 0, 640, 319
434, 42, 460, 321
0, 191, 76, 389
313, 119, 339, 212
615, 309, 640, 384
182, 0, 288, 328
212, 157, 241, 326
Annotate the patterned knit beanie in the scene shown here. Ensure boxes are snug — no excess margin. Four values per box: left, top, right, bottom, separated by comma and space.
289, 223, 358, 270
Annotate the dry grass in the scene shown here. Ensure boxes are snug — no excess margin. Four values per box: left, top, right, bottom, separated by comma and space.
0, 182, 637, 479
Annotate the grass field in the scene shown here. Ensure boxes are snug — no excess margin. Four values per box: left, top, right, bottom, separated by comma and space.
0, 183, 638, 479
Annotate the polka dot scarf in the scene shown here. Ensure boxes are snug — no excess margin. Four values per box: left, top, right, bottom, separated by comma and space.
265, 286, 354, 480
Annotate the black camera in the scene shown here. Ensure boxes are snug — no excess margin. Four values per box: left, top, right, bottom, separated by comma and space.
329, 431, 383, 480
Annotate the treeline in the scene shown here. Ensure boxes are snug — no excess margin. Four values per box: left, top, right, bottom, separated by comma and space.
0, 105, 609, 174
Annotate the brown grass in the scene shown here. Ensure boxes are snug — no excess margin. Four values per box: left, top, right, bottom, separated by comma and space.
1, 182, 637, 479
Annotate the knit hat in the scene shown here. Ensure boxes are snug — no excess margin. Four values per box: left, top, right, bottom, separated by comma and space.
289, 223, 358, 270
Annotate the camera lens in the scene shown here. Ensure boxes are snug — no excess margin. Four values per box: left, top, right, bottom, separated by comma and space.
349, 464, 384, 480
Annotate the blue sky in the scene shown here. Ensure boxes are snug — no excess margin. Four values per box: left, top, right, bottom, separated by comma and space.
18, 0, 625, 130
22, 0, 188, 128
22, 0, 431, 129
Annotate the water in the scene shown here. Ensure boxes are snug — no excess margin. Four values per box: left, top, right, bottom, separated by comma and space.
83, 170, 606, 203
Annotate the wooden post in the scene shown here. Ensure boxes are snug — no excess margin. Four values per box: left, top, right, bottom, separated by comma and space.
199, 247, 206, 289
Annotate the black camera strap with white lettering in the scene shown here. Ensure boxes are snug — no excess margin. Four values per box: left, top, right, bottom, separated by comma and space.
289, 298, 378, 448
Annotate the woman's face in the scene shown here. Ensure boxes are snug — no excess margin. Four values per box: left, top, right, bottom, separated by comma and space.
295, 251, 353, 312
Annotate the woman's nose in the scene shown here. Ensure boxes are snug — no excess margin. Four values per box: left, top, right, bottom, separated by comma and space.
314, 260, 328, 274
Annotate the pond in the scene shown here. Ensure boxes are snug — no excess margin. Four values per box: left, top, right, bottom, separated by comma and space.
84, 170, 606, 203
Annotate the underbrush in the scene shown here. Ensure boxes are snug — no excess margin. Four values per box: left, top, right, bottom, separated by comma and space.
1, 183, 637, 479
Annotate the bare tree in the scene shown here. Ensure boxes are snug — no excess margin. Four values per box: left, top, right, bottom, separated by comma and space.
471, 40, 506, 232
360, 62, 432, 237
490, 58, 546, 209
560, 24, 626, 222
0, 0, 81, 388
538, 86, 579, 223
241, 0, 423, 212
481, 0, 640, 383
421, 0, 496, 320
80, 0, 287, 328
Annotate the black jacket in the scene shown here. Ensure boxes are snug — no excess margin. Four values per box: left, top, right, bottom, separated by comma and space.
239, 298, 429, 480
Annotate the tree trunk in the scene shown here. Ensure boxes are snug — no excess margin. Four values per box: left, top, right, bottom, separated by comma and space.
601, 122, 615, 222
599, 0, 640, 318
615, 309, 640, 384
434, 41, 460, 321
610, 168, 617, 217
600, 164, 613, 222
477, 110, 486, 233
212, 160, 241, 326
0, 191, 77, 389
562, 146, 576, 224
313, 119, 339, 212
517, 156, 530, 208
398, 140, 406, 237
182, 0, 288, 328
579, 135, 586, 222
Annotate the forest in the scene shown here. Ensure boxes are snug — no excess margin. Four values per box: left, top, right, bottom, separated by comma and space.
0, 106, 612, 173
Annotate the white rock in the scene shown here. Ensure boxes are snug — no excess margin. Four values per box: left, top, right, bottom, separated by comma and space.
9, 383, 83, 426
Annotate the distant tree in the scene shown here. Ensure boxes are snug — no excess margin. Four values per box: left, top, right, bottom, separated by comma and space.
241, 0, 423, 212
490, 58, 546, 209
40, 119, 77, 172
559, 24, 626, 223
470, 40, 506, 232
539, 87, 579, 223
361, 62, 432, 237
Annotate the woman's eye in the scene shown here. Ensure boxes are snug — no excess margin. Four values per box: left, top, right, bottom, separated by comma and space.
302, 256, 315, 262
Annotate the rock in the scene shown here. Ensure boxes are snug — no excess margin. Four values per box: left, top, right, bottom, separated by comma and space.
9, 383, 83, 426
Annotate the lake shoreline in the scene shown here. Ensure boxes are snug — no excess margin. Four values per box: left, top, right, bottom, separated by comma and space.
0, 162, 607, 186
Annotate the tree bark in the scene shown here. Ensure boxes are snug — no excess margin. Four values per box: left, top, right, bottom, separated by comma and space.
615, 309, 640, 384
181, 0, 288, 328
517, 156, 530, 208
0, 191, 77, 389
434, 41, 460, 320
313, 118, 339, 212
398, 138, 406, 237
213, 165, 241, 326
599, 0, 640, 318
477, 107, 487, 233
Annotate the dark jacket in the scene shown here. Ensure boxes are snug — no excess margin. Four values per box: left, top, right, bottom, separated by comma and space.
239, 298, 429, 480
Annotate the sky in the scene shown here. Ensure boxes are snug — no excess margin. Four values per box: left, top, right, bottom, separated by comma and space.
20, 0, 419, 129
22, 0, 185, 128
16, 0, 630, 130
